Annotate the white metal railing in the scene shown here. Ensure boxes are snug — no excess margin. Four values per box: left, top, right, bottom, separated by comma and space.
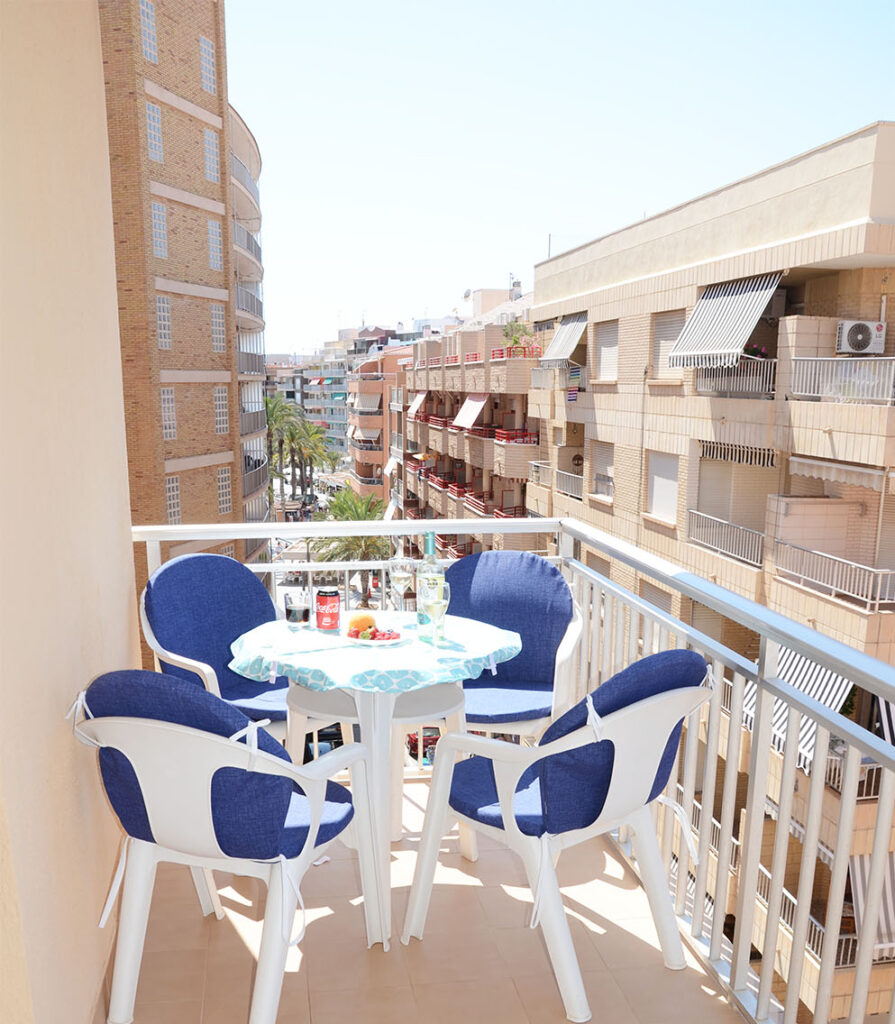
241, 455, 268, 496
130, 515, 895, 1024
825, 751, 884, 800
232, 221, 262, 264
236, 284, 263, 321
791, 357, 895, 405
238, 349, 264, 374
688, 510, 765, 568
240, 406, 266, 435
230, 152, 260, 203
528, 460, 552, 487
695, 355, 777, 397
775, 539, 895, 611
555, 469, 583, 500
530, 366, 554, 389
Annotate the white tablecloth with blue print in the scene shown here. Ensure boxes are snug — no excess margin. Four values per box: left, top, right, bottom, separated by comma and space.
229, 612, 521, 694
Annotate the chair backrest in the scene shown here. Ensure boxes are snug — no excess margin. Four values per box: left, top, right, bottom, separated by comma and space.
82, 670, 294, 860
445, 551, 573, 687
142, 553, 276, 702
536, 649, 710, 835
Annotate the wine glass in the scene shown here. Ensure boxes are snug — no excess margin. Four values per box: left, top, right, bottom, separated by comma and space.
387, 555, 415, 613
419, 579, 450, 645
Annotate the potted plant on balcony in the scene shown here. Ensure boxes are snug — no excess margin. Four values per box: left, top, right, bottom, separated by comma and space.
502, 320, 534, 358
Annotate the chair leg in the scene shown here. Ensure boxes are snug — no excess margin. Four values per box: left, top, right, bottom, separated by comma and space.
249, 866, 294, 1024
520, 844, 591, 1024
190, 866, 224, 920
390, 723, 406, 842
107, 841, 158, 1024
401, 753, 456, 943
285, 708, 308, 762
349, 755, 388, 948
629, 805, 685, 970
442, 711, 478, 863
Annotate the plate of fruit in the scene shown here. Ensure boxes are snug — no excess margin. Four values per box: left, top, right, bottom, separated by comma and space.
344, 613, 404, 646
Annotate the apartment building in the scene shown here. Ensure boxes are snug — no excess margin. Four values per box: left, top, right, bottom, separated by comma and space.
400, 291, 545, 557
299, 358, 350, 455
526, 122, 895, 1018
98, 0, 269, 569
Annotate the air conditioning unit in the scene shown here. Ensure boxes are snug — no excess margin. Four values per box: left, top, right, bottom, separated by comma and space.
836, 320, 886, 354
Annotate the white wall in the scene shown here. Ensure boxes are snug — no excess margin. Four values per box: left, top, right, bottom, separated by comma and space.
0, 2, 141, 1021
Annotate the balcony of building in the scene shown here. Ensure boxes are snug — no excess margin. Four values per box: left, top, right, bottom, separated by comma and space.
232, 220, 263, 281
241, 452, 269, 497
239, 402, 266, 436
556, 468, 584, 501
230, 151, 261, 222
350, 438, 385, 469
237, 331, 265, 375
492, 425, 540, 479
695, 355, 777, 398
389, 386, 404, 411
236, 283, 264, 328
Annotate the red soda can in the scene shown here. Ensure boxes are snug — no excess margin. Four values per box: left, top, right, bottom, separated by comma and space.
315, 588, 340, 630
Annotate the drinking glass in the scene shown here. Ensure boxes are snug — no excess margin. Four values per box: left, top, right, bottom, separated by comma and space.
419, 579, 450, 644
387, 556, 415, 612
283, 590, 310, 629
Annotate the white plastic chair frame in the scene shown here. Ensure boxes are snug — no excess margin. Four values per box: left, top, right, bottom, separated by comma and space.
402, 672, 713, 1024
76, 715, 383, 1024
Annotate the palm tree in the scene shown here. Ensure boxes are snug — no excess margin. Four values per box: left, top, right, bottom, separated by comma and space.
312, 488, 388, 608
264, 394, 298, 514
293, 418, 329, 501
281, 419, 304, 500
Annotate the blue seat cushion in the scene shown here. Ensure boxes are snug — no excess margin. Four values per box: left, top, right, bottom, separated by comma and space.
143, 553, 288, 716
446, 650, 707, 837
462, 680, 554, 724
85, 670, 352, 858
446, 551, 573, 694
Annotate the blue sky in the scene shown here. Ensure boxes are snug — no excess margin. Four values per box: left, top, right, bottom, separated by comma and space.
224, 0, 895, 354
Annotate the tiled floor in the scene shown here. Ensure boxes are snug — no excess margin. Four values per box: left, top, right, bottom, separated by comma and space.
111, 779, 745, 1024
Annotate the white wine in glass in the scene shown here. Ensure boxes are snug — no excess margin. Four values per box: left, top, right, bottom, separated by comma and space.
387, 557, 414, 612
419, 580, 450, 644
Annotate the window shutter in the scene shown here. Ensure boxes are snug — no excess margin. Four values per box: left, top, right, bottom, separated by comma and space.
595, 320, 618, 380
647, 452, 679, 523
652, 311, 685, 379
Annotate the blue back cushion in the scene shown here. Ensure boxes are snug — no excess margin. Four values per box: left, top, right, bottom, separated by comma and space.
143, 554, 277, 703
445, 551, 573, 687
536, 649, 707, 835
85, 670, 293, 859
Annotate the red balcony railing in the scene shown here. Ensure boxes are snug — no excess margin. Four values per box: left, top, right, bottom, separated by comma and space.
464, 491, 494, 515
494, 428, 539, 444
427, 415, 450, 428
464, 351, 483, 363
494, 506, 526, 518
466, 425, 495, 439
448, 482, 471, 498
427, 472, 454, 491
489, 345, 541, 361
449, 541, 474, 558
445, 354, 460, 365
405, 507, 423, 519
428, 356, 442, 367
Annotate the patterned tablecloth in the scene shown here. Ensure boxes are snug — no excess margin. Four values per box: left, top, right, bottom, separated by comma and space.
229, 612, 522, 694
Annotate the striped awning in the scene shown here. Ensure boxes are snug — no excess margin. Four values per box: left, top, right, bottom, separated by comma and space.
383, 456, 397, 478
452, 393, 488, 430
789, 456, 885, 492
384, 500, 398, 522
877, 696, 895, 744
541, 312, 588, 363
355, 393, 382, 412
849, 854, 895, 950
354, 426, 381, 441
668, 272, 782, 369
742, 646, 853, 770
407, 391, 427, 418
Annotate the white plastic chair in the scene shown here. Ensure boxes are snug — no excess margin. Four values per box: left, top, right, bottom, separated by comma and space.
403, 650, 712, 1023
70, 670, 383, 1024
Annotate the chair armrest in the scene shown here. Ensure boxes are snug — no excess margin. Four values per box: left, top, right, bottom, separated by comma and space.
139, 586, 222, 697
289, 742, 369, 783
551, 604, 583, 718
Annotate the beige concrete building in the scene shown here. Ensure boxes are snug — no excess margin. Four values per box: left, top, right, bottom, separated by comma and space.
98, 0, 269, 574
526, 121, 895, 1018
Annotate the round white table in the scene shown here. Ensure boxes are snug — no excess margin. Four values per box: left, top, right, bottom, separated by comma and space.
229, 612, 522, 946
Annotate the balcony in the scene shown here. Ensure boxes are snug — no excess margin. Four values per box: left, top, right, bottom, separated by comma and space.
529, 366, 554, 389
688, 510, 764, 568
241, 454, 268, 496
555, 469, 583, 500
791, 357, 895, 405
232, 221, 262, 278
236, 284, 263, 324
230, 151, 260, 204
127, 514, 895, 1024
695, 355, 776, 397
775, 539, 895, 611
464, 491, 494, 515
237, 349, 264, 374
240, 404, 266, 435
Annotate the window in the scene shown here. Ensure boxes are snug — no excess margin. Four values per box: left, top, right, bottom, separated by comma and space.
646, 451, 679, 524
214, 386, 228, 434
160, 387, 176, 439
217, 466, 232, 514
591, 441, 614, 499
151, 202, 167, 258
208, 219, 223, 270
165, 476, 181, 524
146, 101, 163, 162
211, 303, 226, 352
139, 0, 158, 63
595, 320, 618, 381
203, 128, 220, 182
220, 543, 235, 558
199, 36, 216, 93
651, 310, 686, 379
156, 295, 172, 349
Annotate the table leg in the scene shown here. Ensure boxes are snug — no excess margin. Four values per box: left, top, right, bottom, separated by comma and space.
350, 689, 396, 947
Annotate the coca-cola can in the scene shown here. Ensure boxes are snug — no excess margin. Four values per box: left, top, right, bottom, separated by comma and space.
315, 588, 340, 631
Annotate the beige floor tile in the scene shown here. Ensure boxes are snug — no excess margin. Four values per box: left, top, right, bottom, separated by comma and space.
130, 1000, 203, 1024
611, 963, 738, 1024
144, 898, 214, 953
298, 856, 363, 898
135, 948, 207, 1006
477, 884, 533, 929
413, 977, 531, 1024
514, 969, 638, 1024
308, 985, 418, 1024
491, 917, 607, 978
586, 916, 704, 973
402, 927, 510, 985
302, 936, 412, 992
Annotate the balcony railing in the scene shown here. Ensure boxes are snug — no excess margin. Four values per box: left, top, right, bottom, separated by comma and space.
466, 425, 495, 439
237, 349, 264, 374
791, 357, 895, 405
529, 366, 554, 389
463, 491, 494, 515
528, 460, 552, 487
349, 469, 380, 486
232, 221, 262, 264
236, 284, 263, 321
240, 405, 266, 435
555, 469, 583, 500
695, 355, 776, 397
230, 152, 260, 203
688, 509, 764, 568
132, 514, 895, 1024
494, 427, 539, 444
825, 750, 884, 800
464, 351, 483, 364
775, 539, 895, 611
241, 454, 268, 496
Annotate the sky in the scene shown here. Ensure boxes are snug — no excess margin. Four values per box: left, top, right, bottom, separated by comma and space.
224, 0, 895, 356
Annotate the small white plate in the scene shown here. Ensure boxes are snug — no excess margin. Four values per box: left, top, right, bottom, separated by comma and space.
342, 633, 407, 647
